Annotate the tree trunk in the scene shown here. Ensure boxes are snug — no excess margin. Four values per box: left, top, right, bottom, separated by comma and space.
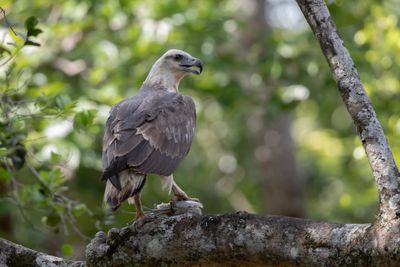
238, 0, 305, 217
260, 113, 304, 217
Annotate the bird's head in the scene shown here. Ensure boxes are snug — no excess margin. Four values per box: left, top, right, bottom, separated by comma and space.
161, 49, 203, 75
143, 49, 203, 91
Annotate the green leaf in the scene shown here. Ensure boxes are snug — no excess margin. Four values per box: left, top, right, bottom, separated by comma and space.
62, 244, 73, 257
50, 151, 61, 162
24, 16, 39, 30
72, 203, 88, 217
0, 147, 8, 157
55, 95, 71, 109
19, 185, 45, 205
0, 168, 11, 184
40, 168, 67, 192
27, 28, 43, 37
9, 30, 25, 46
42, 213, 60, 227
73, 110, 96, 130
23, 16, 42, 45
24, 40, 41, 47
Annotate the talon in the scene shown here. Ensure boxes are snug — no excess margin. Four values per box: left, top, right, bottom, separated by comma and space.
173, 194, 189, 202
135, 214, 148, 227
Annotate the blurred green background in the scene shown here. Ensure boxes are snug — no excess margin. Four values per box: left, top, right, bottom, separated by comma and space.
1, 0, 399, 260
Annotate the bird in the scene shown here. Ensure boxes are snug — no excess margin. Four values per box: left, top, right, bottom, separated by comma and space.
101, 49, 203, 226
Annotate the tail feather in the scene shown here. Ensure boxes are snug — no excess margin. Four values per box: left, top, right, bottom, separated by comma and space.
103, 169, 146, 211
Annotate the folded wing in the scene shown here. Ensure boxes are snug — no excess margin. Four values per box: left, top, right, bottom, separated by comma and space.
102, 91, 196, 183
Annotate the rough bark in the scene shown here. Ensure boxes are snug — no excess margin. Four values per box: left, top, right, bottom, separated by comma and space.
85, 211, 399, 266
0, 238, 84, 267
296, 0, 400, 225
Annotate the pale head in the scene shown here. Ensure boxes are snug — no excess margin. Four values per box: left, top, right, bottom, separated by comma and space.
143, 49, 203, 92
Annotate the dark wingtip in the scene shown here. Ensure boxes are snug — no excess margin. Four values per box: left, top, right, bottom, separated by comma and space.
109, 175, 122, 191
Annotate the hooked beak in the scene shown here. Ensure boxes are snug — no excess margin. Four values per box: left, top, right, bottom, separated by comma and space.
180, 57, 203, 75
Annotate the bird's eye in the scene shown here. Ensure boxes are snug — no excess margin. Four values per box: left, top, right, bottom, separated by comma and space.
174, 54, 183, 61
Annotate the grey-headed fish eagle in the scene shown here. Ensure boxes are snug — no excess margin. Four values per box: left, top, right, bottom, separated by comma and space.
101, 49, 203, 225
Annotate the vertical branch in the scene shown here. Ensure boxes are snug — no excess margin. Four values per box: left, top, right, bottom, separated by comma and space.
296, 0, 400, 224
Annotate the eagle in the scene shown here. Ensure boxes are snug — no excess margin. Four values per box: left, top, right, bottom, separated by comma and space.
101, 49, 203, 225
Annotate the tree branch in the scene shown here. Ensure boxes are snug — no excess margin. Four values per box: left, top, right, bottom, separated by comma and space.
0, 238, 84, 267
85, 212, 400, 266
296, 0, 400, 224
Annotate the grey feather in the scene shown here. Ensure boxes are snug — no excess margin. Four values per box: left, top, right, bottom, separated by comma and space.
101, 85, 196, 185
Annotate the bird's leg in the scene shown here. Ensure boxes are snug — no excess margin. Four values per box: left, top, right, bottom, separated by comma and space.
161, 174, 189, 200
162, 175, 199, 202
133, 193, 146, 226
171, 179, 200, 203
171, 180, 190, 200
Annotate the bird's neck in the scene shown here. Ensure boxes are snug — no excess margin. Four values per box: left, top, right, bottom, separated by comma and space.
143, 65, 183, 93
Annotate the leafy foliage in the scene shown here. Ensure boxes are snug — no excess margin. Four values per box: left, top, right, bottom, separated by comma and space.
0, 11, 92, 246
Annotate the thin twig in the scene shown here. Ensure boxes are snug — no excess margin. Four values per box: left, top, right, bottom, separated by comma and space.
26, 162, 51, 192
0, 52, 17, 67
65, 210, 91, 241
0, 7, 17, 36
57, 210, 69, 236
6, 196, 44, 233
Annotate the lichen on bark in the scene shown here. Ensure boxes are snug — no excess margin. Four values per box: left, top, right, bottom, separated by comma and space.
86, 212, 378, 267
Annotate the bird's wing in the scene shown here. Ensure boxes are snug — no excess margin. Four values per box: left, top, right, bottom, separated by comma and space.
102, 92, 196, 181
